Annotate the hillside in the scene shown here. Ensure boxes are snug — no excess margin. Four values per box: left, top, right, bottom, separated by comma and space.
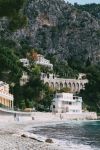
0, 0, 100, 65
74, 3, 100, 19
0, 0, 100, 112
12, 0, 100, 64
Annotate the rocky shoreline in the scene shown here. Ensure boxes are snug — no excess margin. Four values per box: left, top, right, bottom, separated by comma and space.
0, 121, 67, 150
0, 111, 98, 150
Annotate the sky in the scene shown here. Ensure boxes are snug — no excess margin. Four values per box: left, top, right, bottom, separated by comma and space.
65, 0, 100, 5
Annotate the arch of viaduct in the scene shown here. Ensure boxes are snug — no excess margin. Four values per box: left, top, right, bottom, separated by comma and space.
42, 78, 88, 93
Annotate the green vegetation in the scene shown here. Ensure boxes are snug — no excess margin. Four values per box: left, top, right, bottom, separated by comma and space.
46, 53, 78, 78
13, 64, 55, 111
80, 65, 100, 113
0, 0, 27, 31
0, 0, 25, 17
0, 42, 98, 112
0, 0, 100, 112
74, 3, 100, 19
9, 14, 27, 31
58, 87, 71, 93
0, 44, 22, 82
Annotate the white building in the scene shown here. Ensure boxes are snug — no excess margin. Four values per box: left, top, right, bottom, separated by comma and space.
20, 72, 29, 86
20, 58, 29, 86
0, 81, 14, 109
20, 58, 29, 67
35, 54, 53, 69
51, 93, 82, 113
78, 73, 86, 80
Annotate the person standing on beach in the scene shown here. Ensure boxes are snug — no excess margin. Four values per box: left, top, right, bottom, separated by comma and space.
60, 114, 63, 120
32, 116, 34, 120
14, 113, 16, 121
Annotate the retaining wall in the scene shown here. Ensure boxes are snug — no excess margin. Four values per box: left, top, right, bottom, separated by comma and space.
32, 112, 97, 120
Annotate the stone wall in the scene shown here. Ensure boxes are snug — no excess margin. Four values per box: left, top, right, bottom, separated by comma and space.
41, 74, 88, 93
32, 112, 97, 120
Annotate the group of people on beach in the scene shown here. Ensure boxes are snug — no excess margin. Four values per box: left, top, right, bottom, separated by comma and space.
14, 113, 35, 121
14, 113, 63, 121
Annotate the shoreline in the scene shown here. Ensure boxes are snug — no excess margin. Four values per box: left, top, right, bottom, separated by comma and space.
0, 118, 68, 150
0, 112, 67, 150
0, 112, 99, 150
25, 119, 100, 150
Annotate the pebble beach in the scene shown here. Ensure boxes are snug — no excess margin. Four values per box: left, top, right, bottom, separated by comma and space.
0, 111, 98, 150
0, 131, 60, 150
0, 115, 66, 150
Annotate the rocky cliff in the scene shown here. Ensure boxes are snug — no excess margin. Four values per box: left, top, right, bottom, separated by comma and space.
0, 0, 100, 64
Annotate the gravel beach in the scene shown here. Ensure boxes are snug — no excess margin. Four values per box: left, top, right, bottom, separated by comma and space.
0, 119, 65, 150
0, 112, 97, 150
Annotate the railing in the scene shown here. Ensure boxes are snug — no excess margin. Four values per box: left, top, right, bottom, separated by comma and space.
0, 91, 13, 100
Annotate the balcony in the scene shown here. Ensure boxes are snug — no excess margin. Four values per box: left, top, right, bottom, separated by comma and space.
0, 92, 13, 101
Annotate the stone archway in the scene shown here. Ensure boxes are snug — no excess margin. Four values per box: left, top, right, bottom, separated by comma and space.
60, 83, 63, 89
68, 82, 71, 89
64, 82, 67, 88
55, 82, 59, 90
72, 82, 76, 92
76, 83, 79, 92
80, 83, 84, 89
51, 82, 54, 89
45, 82, 49, 87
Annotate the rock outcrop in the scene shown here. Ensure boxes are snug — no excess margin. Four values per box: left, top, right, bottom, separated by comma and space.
0, 0, 100, 63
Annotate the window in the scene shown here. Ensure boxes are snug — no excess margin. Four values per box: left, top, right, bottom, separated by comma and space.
62, 101, 67, 105
56, 95, 63, 98
53, 105, 55, 108
69, 102, 72, 105
62, 101, 72, 105
47, 74, 49, 78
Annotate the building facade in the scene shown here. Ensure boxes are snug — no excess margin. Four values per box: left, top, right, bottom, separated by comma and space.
41, 73, 88, 93
51, 93, 82, 113
20, 72, 29, 86
19, 56, 88, 93
35, 54, 53, 69
20, 58, 29, 67
0, 81, 14, 109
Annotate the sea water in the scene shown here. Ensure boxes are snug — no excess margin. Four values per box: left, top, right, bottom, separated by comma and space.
32, 121, 100, 150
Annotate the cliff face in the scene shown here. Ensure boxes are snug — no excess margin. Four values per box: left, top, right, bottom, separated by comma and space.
0, 0, 100, 63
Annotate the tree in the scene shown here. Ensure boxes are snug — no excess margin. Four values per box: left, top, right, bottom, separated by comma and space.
20, 65, 43, 107
19, 99, 26, 110
86, 57, 91, 67
39, 85, 55, 111
0, 0, 27, 31
0, 0, 25, 17
80, 65, 100, 112
0, 45, 22, 82
58, 87, 71, 93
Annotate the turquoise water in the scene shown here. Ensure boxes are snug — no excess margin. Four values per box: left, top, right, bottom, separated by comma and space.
32, 121, 100, 150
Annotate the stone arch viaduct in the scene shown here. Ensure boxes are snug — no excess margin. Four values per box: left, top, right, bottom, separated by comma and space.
41, 74, 88, 93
